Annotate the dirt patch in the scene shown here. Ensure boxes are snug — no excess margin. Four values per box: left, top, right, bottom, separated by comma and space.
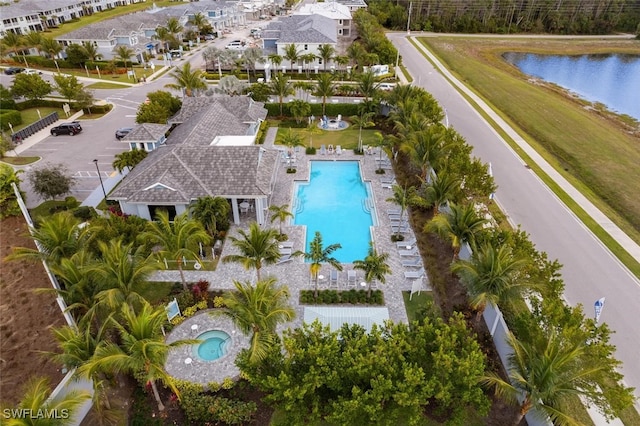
0, 215, 66, 405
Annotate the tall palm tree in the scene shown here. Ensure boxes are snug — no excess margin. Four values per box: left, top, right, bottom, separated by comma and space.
48, 251, 100, 322
314, 72, 335, 116
166, 17, 184, 40
304, 231, 342, 298
346, 42, 367, 70
114, 45, 134, 70
357, 70, 378, 102
317, 44, 335, 71
112, 149, 148, 173
269, 73, 293, 116
277, 128, 304, 154
23, 31, 43, 56
140, 211, 211, 291
350, 111, 375, 152
217, 278, 294, 363
305, 120, 323, 148
268, 204, 293, 235
191, 12, 209, 38
401, 125, 451, 180
0, 32, 27, 65
153, 26, 174, 52
300, 52, 317, 76
222, 222, 281, 281
268, 53, 283, 71
190, 196, 230, 238
40, 37, 63, 60
386, 184, 416, 240
5, 212, 87, 266
452, 244, 530, 320
426, 203, 488, 260
417, 171, 460, 214
81, 41, 102, 61
333, 55, 349, 73
165, 62, 207, 97
91, 239, 155, 312
1, 377, 91, 426
289, 99, 311, 124
283, 44, 300, 73
482, 331, 605, 426
353, 242, 392, 298
82, 303, 195, 411
243, 47, 264, 81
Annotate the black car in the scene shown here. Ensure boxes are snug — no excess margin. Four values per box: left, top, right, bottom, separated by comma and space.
50, 121, 82, 136
4, 67, 25, 75
115, 127, 133, 140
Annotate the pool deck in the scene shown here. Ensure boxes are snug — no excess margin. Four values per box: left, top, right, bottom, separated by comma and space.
159, 129, 430, 379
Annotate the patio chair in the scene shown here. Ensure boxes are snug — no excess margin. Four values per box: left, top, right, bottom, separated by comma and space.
404, 268, 425, 280
396, 238, 416, 249
402, 257, 423, 268
392, 225, 410, 233
381, 178, 396, 185
276, 254, 293, 265
399, 248, 419, 257
387, 208, 401, 215
329, 269, 339, 288
320, 144, 327, 155
347, 270, 357, 288
279, 248, 292, 256
279, 241, 294, 249
381, 182, 394, 189
336, 145, 342, 155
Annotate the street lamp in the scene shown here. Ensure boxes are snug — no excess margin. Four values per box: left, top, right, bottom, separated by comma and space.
93, 159, 107, 201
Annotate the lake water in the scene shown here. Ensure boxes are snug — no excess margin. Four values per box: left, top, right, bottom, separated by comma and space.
503, 53, 640, 120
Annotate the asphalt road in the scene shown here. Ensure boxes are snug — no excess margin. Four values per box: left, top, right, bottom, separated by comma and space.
388, 33, 640, 402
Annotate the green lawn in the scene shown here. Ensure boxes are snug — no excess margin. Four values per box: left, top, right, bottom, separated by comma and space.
402, 291, 437, 323
137, 281, 176, 305
13, 107, 69, 132
274, 127, 380, 150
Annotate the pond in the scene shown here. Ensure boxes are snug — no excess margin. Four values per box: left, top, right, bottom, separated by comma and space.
503, 53, 640, 120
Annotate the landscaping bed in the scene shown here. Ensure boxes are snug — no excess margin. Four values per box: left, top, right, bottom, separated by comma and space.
300, 289, 384, 305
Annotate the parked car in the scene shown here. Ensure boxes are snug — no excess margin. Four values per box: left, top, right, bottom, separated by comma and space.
225, 40, 246, 51
378, 83, 396, 91
23, 68, 43, 75
4, 67, 25, 75
204, 34, 215, 40
115, 127, 133, 140
50, 121, 82, 136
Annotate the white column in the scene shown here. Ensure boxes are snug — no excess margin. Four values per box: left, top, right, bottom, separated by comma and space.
256, 198, 266, 225
231, 198, 240, 225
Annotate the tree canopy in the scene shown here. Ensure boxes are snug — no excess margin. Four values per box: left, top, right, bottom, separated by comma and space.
28, 163, 75, 201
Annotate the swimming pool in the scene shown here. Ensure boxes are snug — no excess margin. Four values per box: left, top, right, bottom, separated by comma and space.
294, 161, 374, 263
193, 330, 231, 362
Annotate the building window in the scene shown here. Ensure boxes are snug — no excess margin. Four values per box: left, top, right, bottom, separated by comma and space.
304, 44, 308, 50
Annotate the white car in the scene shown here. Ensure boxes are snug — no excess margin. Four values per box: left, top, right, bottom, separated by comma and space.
225, 40, 246, 51
378, 83, 396, 91
23, 68, 43, 75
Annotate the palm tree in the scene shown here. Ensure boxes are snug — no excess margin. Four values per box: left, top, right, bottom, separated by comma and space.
300, 52, 317, 76
165, 62, 207, 97
482, 331, 605, 425
417, 171, 460, 214
5, 212, 86, 266
277, 128, 304, 154
317, 44, 335, 71
333, 55, 349, 73
112, 149, 147, 173
140, 211, 211, 291
401, 126, 451, 180
165, 17, 184, 41
48, 251, 101, 322
357, 70, 378, 101
217, 278, 295, 363
269, 73, 293, 116
305, 120, 323, 148
386, 184, 416, 240
268, 204, 293, 235
425, 203, 488, 260
353, 243, 392, 297
452, 244, 530, 320
283, 44, 300, 72
268, 53, 283, 71
304, 231, 342, 298
40, 37, 63, 60
191, 12, 209, 38
81, 41, 102, 61
2, 377, 91, 426
222, 222, 281, 281
23, 31, 43, 57
289, 99, 311, 124
82, 303, 196, 411
314, 73, 335, 116
1, 32, 27, 66
346, 42, 367, 70
91, 239, 155, 312
350, 111, 375, 152
153, 26, 175, 52
243, 47, 264, 81
190, 196, 230, 238
114, 45, 134, 70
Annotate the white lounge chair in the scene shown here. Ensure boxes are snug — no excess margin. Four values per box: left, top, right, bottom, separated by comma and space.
392, 225, 410, 233
381, 182, 394, 189
396, 238, 416, 248
336, 145, 342, 155
329, 269, 339, 288
402, 257, 423, 267
404, 268, 425, 279
279, 248, 292, 256
347, 270, 357, 288
278, 242, 294, 249
320, 144, 326, 155
381, 178, 396, 185
276, 255, 293, 265
387, 208, 401, 215
399, 248, 418, 257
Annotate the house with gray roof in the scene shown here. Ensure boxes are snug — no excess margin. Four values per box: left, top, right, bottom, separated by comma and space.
120, 123, 171, 151
110, 96, 275, 225
296, 1, 352, 37
262, 14, 337, 70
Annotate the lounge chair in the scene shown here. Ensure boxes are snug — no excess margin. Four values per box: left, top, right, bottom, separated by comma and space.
396, 238, 416, 248
279, 248, 292, 256
392, 225, 410, 233
276, 255, 293, 265
404, 268, 425, 280
399, 248, 418, 257
402, 257, 423, 267
347, 270, 357, 287
336, 145, 342, 155
381, 182, 394, 189
387, 208, 401, 215
279, 242, 294, 249
328, 144, 334, 154
381, 178, 396, 185
320, 144, 327, 155
329, 269, 339, 288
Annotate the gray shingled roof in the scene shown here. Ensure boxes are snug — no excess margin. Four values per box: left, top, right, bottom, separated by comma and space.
263, 14, 337, 45
109, 145, 277, 203
122, 123, 171, 142
58, 13, 167, 41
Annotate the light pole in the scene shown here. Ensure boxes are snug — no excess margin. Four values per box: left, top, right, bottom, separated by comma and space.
93, 159, 107, 201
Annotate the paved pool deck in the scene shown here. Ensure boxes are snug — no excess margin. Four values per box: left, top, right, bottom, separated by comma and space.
160, 129, 430, 381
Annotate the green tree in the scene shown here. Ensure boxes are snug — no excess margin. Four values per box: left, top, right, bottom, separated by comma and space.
268, 204, 293, 235
191, 12, 210, 38
190, 196, 230, 238
246, 82, 271, 102
269, 73, 293, 116
401, 125, 451, 180
416, 170, 460, 215
28, 163, 75, 201
81, 41, 102, 61
53, 74, 84, 103
165, 62, 207, 97
1, 377, 91, 426
346, 42, 367, 69
153, 26, 176, 52
82, 303, 195, 411
217, 278, 295, 363
313, 73, 336, 116
305, 120, 323, 148
112, 149, 148, 173
356, 70, 378, 101
11, 73, 52, 101
426, 203, 488, 260
289, 99, 311, 124
74, 88, 96, 114
222, 222, 281, 282
283, 44, 301, 72
303, 231, 342, 298
353, 242, 391, 297
23, 31, 43, 56
276, 128, 304, 153
65, 43, 90, 67
386, 184, 415, 240
349, 111, 374, 152
114, 45, 135, 70
216, 75, 247, 96
242, 47, 264, 81
140, 211, 211, 291
165, 17, 184, 40
40, 37, 63, 60
317, 44, 335, 71
135, 91, 181, 124
452, 244, 530, 320
1, 32, 27, 65
268, 53, 283, 70
0, 163, 22, 219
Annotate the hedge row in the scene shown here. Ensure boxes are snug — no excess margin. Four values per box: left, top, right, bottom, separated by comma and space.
0, 110, 22, 130
23, 56, 140, 70
15, 99, 72, 111
300, 289, 384, 305
266, 103, 361, 117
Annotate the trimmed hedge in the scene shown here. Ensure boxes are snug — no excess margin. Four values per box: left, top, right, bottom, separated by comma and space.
300, 289, 384, 305
266, 103, 361, 118
0, 110, 22, 130
15, 99, 72, 111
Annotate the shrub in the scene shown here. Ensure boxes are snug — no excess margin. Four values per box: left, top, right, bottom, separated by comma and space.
306, 147, 317, 155
299, 289, 384, 305
286, 167, 297, 173
175, 290, 195, 311
72, 206, 96, 221
0, 110, 22, 131
213, 296, 225, 308
266, 103, 361, 118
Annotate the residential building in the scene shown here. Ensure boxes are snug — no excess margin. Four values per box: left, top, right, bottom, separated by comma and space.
296, 1, 352, 37
335, 0, 367, 13
120, 123, 171, 152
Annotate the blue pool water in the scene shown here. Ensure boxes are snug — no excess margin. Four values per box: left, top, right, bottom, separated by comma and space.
294, 161, 374, 263
194, 330, 231, 361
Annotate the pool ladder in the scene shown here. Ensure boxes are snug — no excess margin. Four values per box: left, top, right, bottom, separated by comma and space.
293, 197, 304, 215
362, 198, 373, 214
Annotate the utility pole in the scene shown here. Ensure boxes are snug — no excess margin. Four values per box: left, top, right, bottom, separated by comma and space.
407, 1, 412, 35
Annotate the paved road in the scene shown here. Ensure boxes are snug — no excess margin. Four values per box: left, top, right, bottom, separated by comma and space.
388, 33, 640, 403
